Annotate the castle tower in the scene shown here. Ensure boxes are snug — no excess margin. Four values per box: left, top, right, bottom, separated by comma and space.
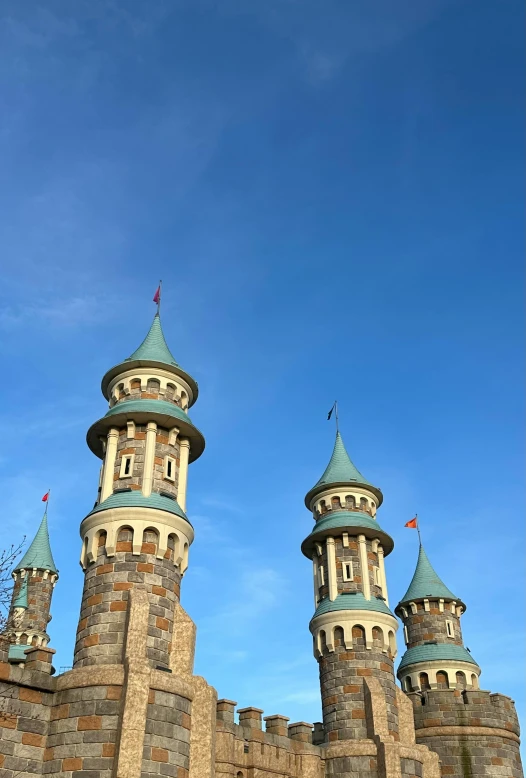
73, 311, 205, 669
395, 543, 480, 693
301, 432, 400, 744
4, 507, 58, 664
397, 542, 524, 778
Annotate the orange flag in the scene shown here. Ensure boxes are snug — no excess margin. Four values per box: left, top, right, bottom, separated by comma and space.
405, 517, 418, 529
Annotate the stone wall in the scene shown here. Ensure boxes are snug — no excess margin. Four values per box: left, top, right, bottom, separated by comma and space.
410, 688, 523, 777
111, 425, 181, 499
143, 688, 191, 777
402, 602, 463, 649
73, 530, 180, 669
9, 573, 54, 644
319, 627, 398, 742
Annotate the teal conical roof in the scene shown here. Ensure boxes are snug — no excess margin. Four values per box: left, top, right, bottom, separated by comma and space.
13, 576, 28, 609
125, 313, 179, 366
15, 510, 58, 574
398, 545, 457, 605
314, 432, 371, 488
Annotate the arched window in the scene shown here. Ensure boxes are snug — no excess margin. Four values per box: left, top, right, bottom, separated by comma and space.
419, 672, 430, 690
180, 390, 188, 410
142, 528, 159, 555
116, 526, 134, 552
147, 378, 161, 395
372, 626, 383, 647
436, 671, 449, 689
345, 495, 356, 510
388, 630, 396, 657
165, 383, 176, 400
352, 625, 366, 646
471, 673, 479, 690
97, 531, 107, 556
360, 497, 368, 512
333, 626, 344, 647
331, 496, 341, 510
456, 671, 466, 689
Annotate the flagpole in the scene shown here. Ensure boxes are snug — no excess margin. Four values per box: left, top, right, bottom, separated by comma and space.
158, 280, 162, 315
335, 400, 339, 433
416, 514, 422, 545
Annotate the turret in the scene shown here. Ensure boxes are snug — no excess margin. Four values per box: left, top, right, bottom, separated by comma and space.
5, 506, 58, 664
74, 309, 204, 669
395, 543, 481, 692
302, 431, 399, 743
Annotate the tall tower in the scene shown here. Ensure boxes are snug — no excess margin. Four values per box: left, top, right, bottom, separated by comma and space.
4, 507, 58, 663
395, 543, 480, 693
74, 311, 204, 669
301, 432, 400, 744
397, 542, 523, 778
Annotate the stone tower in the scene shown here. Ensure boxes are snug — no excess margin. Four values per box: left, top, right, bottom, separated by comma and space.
74, 311, 204, 670
301, 431, 440, 776
3, 507, 58, 664
396, 543, 524, 778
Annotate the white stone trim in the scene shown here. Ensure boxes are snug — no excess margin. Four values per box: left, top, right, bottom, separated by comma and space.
310, 608, 398, 657
178, 438, 190, 511
126, 420, 136, 439
326, 537, 337, 601
377, 544, 389, 605
108, 367, 194, 409
358, 534, 371, 600
100, 427, 119, 502
311, 485, 378, 517
142, 421, 158, 497
79, 506, 194, 569
399, 660, 481, 691
312, 556, 319, 608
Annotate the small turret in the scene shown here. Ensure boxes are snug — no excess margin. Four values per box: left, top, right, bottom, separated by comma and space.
395, 543, 480, 692
5, 506, 58, 664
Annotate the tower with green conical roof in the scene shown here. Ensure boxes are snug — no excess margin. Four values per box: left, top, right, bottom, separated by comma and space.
4, 506, 59, 665
395, 542, 481, 693
75, 308, 205, 669
301, 430, 400, 747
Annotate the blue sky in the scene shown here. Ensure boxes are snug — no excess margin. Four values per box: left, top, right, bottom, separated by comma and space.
0, 0, 524, 729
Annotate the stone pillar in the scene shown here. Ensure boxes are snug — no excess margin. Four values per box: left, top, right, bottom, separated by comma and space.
288, 721, 313, 742
217, 699, 237, 725
178, 437, 191, 510
326, 537, 338, 601
377, 545, 388, 605
358, 534, 371, 600
101, 427, 119, 501
238, 707, 263, 729
264, 714, 289, 736
312, 555, 319, 607
142, 421, 158, 497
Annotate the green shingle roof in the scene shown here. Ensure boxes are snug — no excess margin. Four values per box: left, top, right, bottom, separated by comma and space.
12, 576, 28, 609
15, 510, 58, 574
398, 643, 478, 672
8, 644, 29, 662
301, 511, 394, 557
125, 313, 179, 366
103, 398, 192, 426
312, 592, 394, 620
314, 432, 371, 489
398, 545, 457, 606
86, 489, 191, 525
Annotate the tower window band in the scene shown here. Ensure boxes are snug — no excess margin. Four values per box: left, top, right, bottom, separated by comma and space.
446, 620, 454, 638
119, 454, 135, 478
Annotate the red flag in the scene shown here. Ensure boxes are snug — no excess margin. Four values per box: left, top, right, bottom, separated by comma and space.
405, 517, 418, 529
42, 491, 50, 502
153, 285, 161, 304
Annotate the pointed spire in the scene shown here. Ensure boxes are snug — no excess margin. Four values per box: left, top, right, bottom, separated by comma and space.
15, 508, 58, 574
398, 544, 457, 605
125, 313, 180, 367
12, 575, 28, 609
314, 432, 371, 489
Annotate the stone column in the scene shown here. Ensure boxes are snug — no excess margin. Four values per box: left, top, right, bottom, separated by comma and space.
326, 537, 338, 601
142, 421, 158, 497
178, 437, 191, 510
312, 555, 319, 607
377, 544, 388, 605
101, 427, 119, 501
358, 534, 371, 600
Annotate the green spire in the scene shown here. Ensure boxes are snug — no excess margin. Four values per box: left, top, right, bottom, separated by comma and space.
398, 544, 457, 605
314, 432, 371, 489
13, 576, 28, 609
125, 313, 179, 366
15, 509, 58, 574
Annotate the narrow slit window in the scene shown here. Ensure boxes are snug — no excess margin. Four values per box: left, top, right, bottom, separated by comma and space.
319, 565, 325, 587
119, 454, 135, 478
164, 456, 176, 482
342, 561, 353, 581
446, 620, 454, 638
403, 625, 409, 644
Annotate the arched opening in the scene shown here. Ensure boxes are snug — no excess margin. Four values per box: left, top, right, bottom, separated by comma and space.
345, 495, 356, 510
118, 382, 125, 399
237, 772, 244, 778
146, 378, 161, 395
372, 626, 384, 649
142, 528, 159, 555
436, 671, 449, 689
97, 530, 107, 556
20, 633, 29, 645
180, 390, 188, 410
388, 630, 396, 657
352, 624, 366, 648
419, 672, 430, 690
165, 382, 176, 401
319, 630, 327, 653
359, 497, 368, 512
130, 378, 141, 390
456, 671, 466, 689
116, 526, 134, 552
404, 676, 413, 692
331, 496, 341, 510
333, 626, 344, 648
320, 500, 327, 514
471, 673, 479, 689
